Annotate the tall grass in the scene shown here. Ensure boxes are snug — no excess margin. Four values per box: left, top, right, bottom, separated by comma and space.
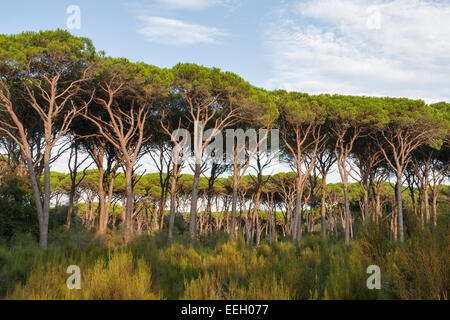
0, 220, 448, 300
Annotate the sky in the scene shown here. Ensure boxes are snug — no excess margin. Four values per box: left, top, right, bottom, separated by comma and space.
1, 0, 449, 181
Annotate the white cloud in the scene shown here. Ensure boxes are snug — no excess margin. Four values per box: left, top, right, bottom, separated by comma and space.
138, 16, 229, 45
263, 0, 450, 103
156, 0, 235, 10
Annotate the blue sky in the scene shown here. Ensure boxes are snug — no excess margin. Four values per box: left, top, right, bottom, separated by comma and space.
0, 0, 276, 88
2, 0, 449, 103
1, 0, 449, 180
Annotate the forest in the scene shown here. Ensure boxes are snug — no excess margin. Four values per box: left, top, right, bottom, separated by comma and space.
0, 30, 448, 300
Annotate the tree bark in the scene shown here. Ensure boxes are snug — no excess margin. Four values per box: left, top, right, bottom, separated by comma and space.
66, 186, 75, 230
25, 155, 47, 249
189, 163, 201, 245
396, 174, 405, 242
293, 176, 303, 244
424, 186, 430, 225
168, 167, 178, 242
343, 182, 351, 245
230, 173, 238, 239
320, 176, 327, 239
124, 167, 134, 245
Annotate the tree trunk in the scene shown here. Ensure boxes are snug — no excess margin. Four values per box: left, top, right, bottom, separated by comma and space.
424, 187, 430, 225
293, 178, 303, 244
409, 186, 417, 218
230, 174, 238, 239
418, 189, 424, 226
431, 189, 438, 228
124, 167, 134, 245
159, 193, 168, 231
363, 185, 369, 227
103, 172, 117, 233
98, 167, 107, 234
66, 185, 75, 230
168, 173, 178, 242
41, 147, 52, 250
396, 174, 404, 242
189, 163, 201, 245
321, 176, 327, 239
343, 182, 350, 245
25, 155, 46, 249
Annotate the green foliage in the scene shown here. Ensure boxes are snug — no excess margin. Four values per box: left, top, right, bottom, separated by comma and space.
0, 177, 38, 240
0, 29, 449, 301
0, 29, 95, 68
385, 228, 448, 299
8, 250, 161, 300
1, 218, 447, 300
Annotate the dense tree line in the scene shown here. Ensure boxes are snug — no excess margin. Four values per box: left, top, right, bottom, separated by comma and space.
0, 30, 449, 249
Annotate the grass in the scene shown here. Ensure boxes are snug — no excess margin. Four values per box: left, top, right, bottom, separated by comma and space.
0, 220, 448, 300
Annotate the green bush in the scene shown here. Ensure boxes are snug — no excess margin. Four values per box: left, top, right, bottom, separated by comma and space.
0, 218, 448, 300
0, 177, 38, 241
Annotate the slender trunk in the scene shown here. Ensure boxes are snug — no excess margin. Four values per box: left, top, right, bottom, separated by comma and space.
98, 167, 107, 234
343, 181, 350, 245
376, 192, 382, 223
168, 170, 178, 242
121, 193, 126, 225
189, 163, 201, 245
293, 176, 303, 244
320, 176, 327, 239
409, 186, 417, 218
256, 213, 261, 246
336, 152, 350, 245
124, 167, 134, 245
230, 173, 238, 239
103, 172, 117, 232
417, 190, 423, 226
66, 186, 75, 229
253, 188, 262, 245
159, 193, 168, 231
363, 185, 369, 227
432, 190, 438, 228
350, 211, 353, 239
268, 209, 273, 244
41, 147, 51, 250
424, 187, 430, 225
396, 173, 404, 242
394, 207, 398, 240
25, 155, 46, 249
